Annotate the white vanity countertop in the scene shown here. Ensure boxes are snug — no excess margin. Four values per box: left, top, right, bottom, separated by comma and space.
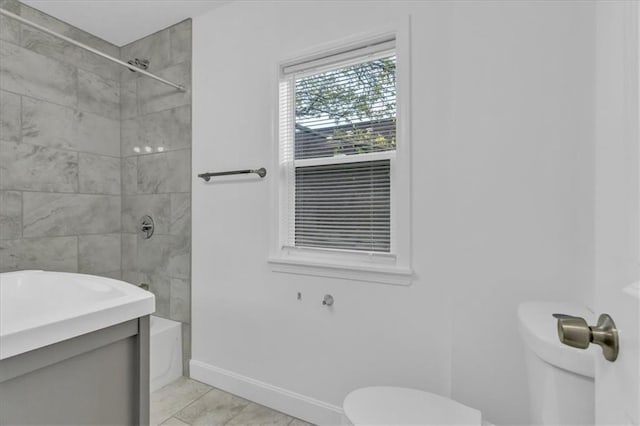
0, 270, 155, 360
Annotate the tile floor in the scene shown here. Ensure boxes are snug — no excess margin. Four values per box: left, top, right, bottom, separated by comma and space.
151, 377, 314, 426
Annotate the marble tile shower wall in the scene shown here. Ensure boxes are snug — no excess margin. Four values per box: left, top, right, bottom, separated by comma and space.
0, 0, 122, 277
119, 20, 192, 374
0, 0, 192, 374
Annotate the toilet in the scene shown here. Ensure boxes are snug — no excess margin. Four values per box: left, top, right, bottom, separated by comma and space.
342, 387, 482, 425
342, 301, 595, 425
518, 301, 596, 425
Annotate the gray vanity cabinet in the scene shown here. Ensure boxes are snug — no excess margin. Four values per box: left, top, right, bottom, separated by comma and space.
0, 316, 150, 425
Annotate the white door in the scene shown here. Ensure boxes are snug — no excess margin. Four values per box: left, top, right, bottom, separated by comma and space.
594, 2, 640, 424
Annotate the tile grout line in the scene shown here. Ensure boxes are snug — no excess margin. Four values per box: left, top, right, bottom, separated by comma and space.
122, 95, 191, 121
4, 188, 191, 196
220, 402, 251, 426
119, 68, 126, 288
1, 140, 122, 160
152, 380, 310, 426
5, 35, 122, 115
169, 388, 215, 425
13, 3, 120, 56
2, 85, 120, 127
156, 386, 213, 425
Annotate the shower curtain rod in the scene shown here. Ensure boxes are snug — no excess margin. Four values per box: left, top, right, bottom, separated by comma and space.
0, 8, 186, 92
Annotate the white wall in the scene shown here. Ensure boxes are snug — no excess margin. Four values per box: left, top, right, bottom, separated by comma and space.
446, 3, 595, 422
191, 2, 595, 425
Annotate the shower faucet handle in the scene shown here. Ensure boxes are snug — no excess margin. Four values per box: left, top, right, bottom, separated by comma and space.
140, 215, 155, 239
552, 313, 619, 362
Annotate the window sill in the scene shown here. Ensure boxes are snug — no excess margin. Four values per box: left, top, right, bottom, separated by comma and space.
267, 256, 413, 286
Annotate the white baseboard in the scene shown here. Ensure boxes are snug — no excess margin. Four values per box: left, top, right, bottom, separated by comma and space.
190, 359, 344, 426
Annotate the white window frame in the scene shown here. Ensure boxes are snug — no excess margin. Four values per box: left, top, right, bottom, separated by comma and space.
268, 23, 413, 286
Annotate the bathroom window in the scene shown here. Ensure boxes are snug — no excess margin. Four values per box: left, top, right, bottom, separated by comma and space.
271, 32, 412, 284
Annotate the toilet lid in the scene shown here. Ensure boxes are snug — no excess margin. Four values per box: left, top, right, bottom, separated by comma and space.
343, 387, 482, 425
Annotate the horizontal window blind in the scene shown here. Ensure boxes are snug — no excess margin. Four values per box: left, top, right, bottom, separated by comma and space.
281, 41, 396, 254
295, 160, 391, 252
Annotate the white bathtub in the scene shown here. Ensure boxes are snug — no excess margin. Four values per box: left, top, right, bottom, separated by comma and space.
150, 315, 183, 392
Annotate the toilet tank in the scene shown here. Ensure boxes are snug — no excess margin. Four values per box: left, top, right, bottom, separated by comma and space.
518, 302, 596, 426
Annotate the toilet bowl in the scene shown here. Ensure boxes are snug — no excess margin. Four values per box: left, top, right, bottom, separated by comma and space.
518, 301, 596, 425
342, 301, 594, 425
342, 386, 482, 425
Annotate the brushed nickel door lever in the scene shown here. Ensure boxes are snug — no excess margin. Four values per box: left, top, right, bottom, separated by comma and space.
552, 313, 619, 362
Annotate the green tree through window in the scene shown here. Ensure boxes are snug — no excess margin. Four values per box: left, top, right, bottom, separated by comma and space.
295, 56, 396, 159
